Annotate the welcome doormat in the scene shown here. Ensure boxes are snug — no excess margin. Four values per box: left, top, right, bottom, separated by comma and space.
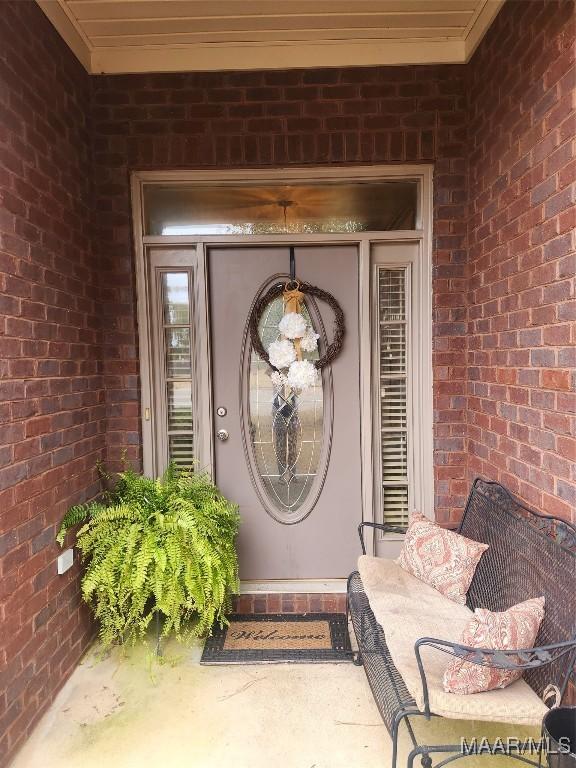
200, 613, 352, 664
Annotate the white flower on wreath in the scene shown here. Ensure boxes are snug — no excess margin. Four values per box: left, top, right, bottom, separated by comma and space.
287, 359, 319, 391
268, 338, 296, 369
278, 312, 307, 340
300, 325, 320, 353
270, 370, 287, 391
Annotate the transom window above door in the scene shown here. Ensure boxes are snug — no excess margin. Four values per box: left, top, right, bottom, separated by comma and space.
143, 181, 418, 236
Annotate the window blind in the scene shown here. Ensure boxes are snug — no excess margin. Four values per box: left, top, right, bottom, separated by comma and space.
160, 272, 194, 468
377, 267, 409, 528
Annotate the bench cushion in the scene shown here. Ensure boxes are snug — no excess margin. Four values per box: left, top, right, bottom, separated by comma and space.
358, 555, 548, 726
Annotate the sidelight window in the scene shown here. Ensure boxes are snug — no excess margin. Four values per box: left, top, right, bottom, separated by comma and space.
156, 270, 196, 468
370, 237, 432, 545
376, 267, 410, 528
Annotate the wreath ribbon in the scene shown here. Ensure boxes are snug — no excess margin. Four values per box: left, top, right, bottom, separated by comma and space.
283, 284, 305, 360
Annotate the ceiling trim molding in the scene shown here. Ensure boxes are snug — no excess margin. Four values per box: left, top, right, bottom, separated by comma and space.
464, 0, 505, 61
37, 0, 92, 71
91, 38, 466, 74
37, 0, 503, 75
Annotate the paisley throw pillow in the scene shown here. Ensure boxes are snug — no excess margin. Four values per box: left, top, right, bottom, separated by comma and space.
443, 597, 545, 694
397, 512, 488, 605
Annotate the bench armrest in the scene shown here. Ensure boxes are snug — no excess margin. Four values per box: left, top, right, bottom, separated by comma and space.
413, 636, 576, 717
357, 521, 406, 554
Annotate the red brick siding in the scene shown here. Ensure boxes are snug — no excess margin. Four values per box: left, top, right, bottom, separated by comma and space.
92, 65, 469, 518
232, 593, 347, 614
467, 0, 576, 523
0, 4, 103, 764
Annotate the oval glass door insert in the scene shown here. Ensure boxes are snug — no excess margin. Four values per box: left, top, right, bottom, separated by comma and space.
242, 283, 332, 524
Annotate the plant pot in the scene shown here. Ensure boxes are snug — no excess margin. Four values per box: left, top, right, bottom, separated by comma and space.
543, 707, 576, 768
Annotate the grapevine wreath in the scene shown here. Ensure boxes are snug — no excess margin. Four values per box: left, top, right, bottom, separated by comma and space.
248, 280, 345, 392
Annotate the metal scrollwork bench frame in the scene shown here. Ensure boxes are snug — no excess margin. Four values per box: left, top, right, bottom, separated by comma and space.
347, 478, 576, 768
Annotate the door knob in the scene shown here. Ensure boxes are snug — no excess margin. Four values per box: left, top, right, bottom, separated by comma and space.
216, 429, 229, 442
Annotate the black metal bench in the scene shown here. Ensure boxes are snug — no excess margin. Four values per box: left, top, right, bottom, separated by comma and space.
347, 478, 576, 768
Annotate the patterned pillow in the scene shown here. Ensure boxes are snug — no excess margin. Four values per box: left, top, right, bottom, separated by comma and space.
443, 597, 545, 694
397, 512, 488, 604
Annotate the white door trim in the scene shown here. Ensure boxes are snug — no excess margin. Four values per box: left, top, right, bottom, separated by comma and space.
131, 165, 433, 554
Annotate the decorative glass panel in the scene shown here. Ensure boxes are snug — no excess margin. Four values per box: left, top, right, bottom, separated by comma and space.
380, 380, 406, 430
377, 266, 410, 529
162, 272, 190, 324
246, 293, 329, 523
167, 382, 193, 432
168, 435, 194, 468
381, 486, 409, 528
144, 181, 418, 235
165, 328, 192, 377
379, 326, 406, 375
381, 432, 408, 481
378, 269, 406, 322
160, 271, 194, 467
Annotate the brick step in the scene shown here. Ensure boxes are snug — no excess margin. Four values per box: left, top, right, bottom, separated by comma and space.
231, 593, 347, 615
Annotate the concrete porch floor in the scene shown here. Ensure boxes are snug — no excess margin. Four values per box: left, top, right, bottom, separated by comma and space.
12, 639, 539, 768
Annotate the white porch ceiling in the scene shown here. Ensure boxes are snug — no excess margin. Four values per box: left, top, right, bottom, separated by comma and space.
37, 0, 504, 75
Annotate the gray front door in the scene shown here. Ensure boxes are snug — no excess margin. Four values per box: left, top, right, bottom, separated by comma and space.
209, 245, 361, 579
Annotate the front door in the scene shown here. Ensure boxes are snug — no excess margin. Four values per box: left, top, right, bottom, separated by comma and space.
209, 245, 361, 579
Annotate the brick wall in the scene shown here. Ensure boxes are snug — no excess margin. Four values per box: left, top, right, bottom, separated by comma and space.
0, 3, 104, 763
92, 64, 470, 519
1, 0, 575, 762
466, 0, 576, 523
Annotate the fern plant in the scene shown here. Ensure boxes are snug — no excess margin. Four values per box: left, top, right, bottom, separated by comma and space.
57, 464, 240, 648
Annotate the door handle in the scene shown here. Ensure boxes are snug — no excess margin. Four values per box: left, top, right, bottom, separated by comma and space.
216, 429, 229, 442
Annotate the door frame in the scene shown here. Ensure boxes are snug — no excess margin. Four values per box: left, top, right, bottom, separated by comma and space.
130, 164, 434, 558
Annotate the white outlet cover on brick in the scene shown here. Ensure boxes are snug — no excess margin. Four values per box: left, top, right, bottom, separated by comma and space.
57, 548, 74, 575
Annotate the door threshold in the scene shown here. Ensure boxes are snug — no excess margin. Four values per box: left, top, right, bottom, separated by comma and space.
240, 579, 347, 594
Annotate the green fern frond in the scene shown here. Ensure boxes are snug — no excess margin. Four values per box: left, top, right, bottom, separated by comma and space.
56, 461, 239, 648
56, 503, 93, 546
